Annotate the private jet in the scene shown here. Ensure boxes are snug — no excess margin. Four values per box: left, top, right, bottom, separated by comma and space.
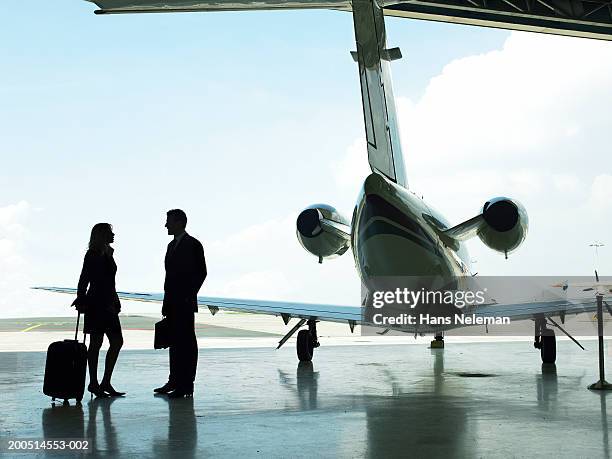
37, 0, 612, 369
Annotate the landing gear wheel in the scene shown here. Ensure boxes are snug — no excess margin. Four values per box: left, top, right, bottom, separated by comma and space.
541, 331, 556, 364
297, 329, 314, 362
430, 333, 444, 349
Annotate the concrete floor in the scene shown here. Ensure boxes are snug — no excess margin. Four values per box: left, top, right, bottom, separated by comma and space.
0, 340, 610, 458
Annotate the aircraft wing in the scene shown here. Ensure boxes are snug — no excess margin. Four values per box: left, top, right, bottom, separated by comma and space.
33, 287, 609, 331
473, 296, 612, 322
33, 287, 362, 324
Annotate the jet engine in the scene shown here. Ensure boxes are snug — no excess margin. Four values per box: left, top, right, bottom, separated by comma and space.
296, 204, 351, 263
478, 197, 528, 256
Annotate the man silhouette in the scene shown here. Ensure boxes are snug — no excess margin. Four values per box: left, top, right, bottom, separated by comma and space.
154, 209, 207, 398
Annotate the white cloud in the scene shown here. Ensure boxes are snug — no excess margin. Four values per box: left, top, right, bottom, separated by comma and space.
552, 174, 582, 193
588, 174, 612, 212
204, 214, 298, 300
397, 32, 612, 172
0, 201, 34, 315
331, 137, 370, 192
0, 201, 70, 318
508, 170, 542, 195
205, 213, 360, 304
0, 200, 29, 239
214, 270, 294, 299
207, 215, 296, 260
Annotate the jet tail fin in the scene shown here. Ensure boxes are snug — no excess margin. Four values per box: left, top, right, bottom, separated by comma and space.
352, 0, 407, 189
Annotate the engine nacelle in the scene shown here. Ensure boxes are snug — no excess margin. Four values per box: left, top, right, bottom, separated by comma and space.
296, 204, 351, 263
478, 197, 528, 255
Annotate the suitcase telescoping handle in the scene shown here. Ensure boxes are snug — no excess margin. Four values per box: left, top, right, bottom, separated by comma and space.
75, 311, 86, 344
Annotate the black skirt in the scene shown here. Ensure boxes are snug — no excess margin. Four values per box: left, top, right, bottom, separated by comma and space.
84, 309, 122, 335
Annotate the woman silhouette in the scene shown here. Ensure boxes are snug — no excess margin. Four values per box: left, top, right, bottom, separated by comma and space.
72, 223, 125, 397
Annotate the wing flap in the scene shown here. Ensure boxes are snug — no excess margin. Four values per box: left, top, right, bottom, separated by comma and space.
197, 296, 361, 322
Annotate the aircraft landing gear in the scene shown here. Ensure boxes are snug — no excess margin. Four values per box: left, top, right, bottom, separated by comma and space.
297, 320, 320, 362
534, 318, 556, 364
430, 332, 444, 349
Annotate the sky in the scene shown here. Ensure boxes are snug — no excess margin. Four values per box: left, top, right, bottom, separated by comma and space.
1, 0, 611, 318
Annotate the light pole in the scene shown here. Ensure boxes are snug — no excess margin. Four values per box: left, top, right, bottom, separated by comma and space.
589, 242, 604, 272
587, 242, 611, 390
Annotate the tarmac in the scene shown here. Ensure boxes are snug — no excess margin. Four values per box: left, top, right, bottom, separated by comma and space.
0, 329, 610, 458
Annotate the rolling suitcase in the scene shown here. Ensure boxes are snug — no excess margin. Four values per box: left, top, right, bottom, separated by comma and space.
43, 312, 87, 403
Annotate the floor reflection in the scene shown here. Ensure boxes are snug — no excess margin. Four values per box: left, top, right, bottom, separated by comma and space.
536, 363, 558, 408
153, 395, 197, 458
87, 397, 119, 455
41, 402, 85, 440
279, 350, 473, 457
278, 361, 320, 411
597, 392, 610, 459
29, 345, 610, 458
296, 362, 319, 410
364, 349, 474, 458
41, 395, 197, 458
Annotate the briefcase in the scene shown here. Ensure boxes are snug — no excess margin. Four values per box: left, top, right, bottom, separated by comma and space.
154, 318, 172, 349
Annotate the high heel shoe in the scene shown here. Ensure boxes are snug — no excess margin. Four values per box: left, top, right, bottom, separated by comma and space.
88, 383, 109, 398
100, 382, 126, 397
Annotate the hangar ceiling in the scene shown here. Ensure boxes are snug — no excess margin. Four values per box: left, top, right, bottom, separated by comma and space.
383, 0, 612, 40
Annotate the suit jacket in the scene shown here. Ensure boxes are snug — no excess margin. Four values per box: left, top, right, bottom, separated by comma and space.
163, 233, 207, 315
76, 249, 121, 314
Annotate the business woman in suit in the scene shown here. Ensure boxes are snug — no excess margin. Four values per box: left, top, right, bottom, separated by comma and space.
73, 223, 125, 398
154, 209, 207, 398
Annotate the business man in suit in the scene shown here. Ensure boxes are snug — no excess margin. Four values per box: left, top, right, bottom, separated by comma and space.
154, 209, 207, 398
